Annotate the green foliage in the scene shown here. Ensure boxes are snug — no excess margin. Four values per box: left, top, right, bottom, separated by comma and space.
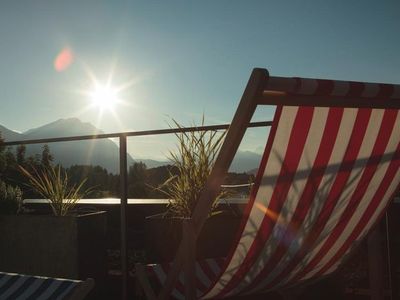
16, 145, 26, 165
41, 144, 53, 168
128, 162, 149, 198
0, 180, 23, 215
158, 118, 227, 218
0, 133, 57, 200
20, 164, 91, 216
66, 165, 118, 198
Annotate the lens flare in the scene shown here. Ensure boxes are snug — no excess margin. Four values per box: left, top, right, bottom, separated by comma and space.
255, 202, 279, 221
54, 48, 74, 72
255, 202, 301, 251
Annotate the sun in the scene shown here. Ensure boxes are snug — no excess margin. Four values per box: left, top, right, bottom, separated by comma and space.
74, 62, 140, 130
89, 83, 118, 110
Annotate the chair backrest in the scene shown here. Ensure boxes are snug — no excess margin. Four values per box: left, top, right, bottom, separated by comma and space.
158, 68, 400, 299
0, 272, 94, 300
201, 69, 400, 298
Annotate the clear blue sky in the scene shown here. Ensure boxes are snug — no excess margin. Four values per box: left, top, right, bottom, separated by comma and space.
1, 0, 399, 158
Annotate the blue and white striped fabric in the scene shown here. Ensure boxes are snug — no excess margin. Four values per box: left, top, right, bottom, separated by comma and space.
0, 272, 88, 300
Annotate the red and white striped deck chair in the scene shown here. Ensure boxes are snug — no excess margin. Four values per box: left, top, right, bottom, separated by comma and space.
136, 68, 400, 299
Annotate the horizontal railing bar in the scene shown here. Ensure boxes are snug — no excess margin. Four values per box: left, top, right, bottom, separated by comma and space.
23, 197, 251, 205
1, 121, 272, 146
25, 197, 400, 206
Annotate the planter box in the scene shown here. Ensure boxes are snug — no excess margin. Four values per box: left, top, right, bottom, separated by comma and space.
0, 211, 107, 284
145, 214, 242, 262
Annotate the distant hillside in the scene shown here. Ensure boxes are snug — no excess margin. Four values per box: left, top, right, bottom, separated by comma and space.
23, 118, 102, 138
230, 150, 262, 173
0, 118, 134, 174
136, 159, 169, 169
0, 125, 24, 141
246, 168, 259, 175
1, 120, 262, 174
136, 150, 262, 173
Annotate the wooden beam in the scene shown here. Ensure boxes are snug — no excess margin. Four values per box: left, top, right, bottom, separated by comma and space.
183, 220, 197, 300
192, 68, 269, 232
258, 91, 400, 109
157, 68, 269, 299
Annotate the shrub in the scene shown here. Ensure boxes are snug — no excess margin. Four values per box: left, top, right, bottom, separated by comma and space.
0, 180, 23, 215
20, 165, 91, 216
158, 118, 227, 218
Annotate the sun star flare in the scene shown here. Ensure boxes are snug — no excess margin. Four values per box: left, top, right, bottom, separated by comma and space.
89, 84, 119, 110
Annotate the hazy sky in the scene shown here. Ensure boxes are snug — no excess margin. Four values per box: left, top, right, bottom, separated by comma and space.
1, 1, 399, 159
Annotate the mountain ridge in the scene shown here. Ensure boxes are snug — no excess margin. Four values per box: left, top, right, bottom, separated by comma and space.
0, 125, 24, 141
23, 118, 103, 137
0, 119, 262, 173
0, 118, 133, 174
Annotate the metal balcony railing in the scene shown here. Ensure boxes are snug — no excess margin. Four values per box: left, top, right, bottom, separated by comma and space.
1, 120, 272, 300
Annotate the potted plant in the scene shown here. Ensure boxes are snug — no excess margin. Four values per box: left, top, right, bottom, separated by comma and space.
0, 180, 23, 215
145, 119, 242, 262
0, 165, 107, 291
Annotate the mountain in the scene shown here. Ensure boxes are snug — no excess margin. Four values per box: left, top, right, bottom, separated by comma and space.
136, 159, 169, 169
0, 119, 262, 174
136, 150, 262, 173
230, 151, 262, 173
1, 118, 134, 174
23, 118, 102, 138
0, 125, 24, 142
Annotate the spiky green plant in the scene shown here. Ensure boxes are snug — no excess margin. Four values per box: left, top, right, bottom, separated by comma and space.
19, 165, 90, 216
159, 118, 227, 218
0, 180, 23, 214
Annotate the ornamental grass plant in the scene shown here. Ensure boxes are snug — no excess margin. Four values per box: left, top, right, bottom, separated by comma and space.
158, 118, 227, 218
19, 165, 91, 216
0, 180, 23, 214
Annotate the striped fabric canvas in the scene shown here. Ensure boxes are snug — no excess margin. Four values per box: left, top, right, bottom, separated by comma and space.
146, 71, 400, 299
204, 106, 400, 298
0, 272, 92, 300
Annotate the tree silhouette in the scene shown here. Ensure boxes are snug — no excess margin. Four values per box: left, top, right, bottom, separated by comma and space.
128, 162, 149, 198
16, 145, 26, 166
41, 144, 53, 168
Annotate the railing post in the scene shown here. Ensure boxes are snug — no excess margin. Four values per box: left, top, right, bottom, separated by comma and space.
119, 134, 128, 300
